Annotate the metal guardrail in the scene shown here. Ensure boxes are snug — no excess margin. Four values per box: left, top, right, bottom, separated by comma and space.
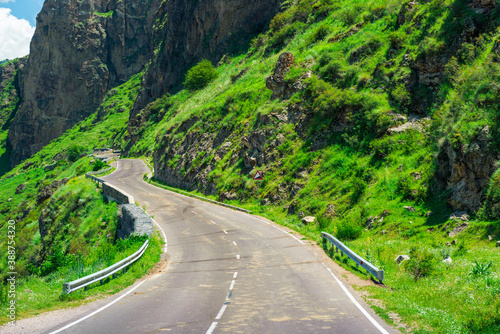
63, 240, 149, 294
321, 232, 384, 283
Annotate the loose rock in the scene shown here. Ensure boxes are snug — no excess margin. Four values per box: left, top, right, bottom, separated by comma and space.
404, 206, 416, 212
302, 216, 316, 225
448, 223, 469, 237
395, 255, 410, 264
442, 257, 452, 264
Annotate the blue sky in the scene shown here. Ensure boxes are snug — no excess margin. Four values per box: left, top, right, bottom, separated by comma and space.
1, 0, 44, 26
0, 0, 44, 60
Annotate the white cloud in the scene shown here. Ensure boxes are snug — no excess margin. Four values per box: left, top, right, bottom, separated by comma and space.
0, 1, 15, 4
0, 8, 35, 60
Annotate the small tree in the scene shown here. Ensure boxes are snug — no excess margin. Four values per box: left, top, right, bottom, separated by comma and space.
67, 144, 85, 162
184, 59, 217, 91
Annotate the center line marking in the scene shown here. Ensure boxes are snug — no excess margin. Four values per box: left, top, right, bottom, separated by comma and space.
206, 322, 218, 334
211, 220, 216, 224
233, 272, 238, 279
236, 254, 240, 260
223, 230, 228, 234
192, 210, 199, 215
215, 303, 229, 320
229, 280, 235, 291
233, 241, 237, 246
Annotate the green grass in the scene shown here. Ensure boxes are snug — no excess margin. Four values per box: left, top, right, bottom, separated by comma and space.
121, 0, 500, 332
0, 72, 152, 324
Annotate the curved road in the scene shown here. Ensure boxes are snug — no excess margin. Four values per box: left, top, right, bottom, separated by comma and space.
44, 159, 398, 334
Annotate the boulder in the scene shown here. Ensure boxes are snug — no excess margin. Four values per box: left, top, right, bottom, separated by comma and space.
302, 216, 316, 225
15, 184, 26, 194
404, 206, 416, 212
266, 52, 295, 99
395, 255, 410, 264
219, 191, 238, 202
448, 223, 469, 237
442, 257, 452, 264
450, 211, 469, 221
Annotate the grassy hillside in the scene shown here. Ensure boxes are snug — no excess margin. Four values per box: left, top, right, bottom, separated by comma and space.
0, 73, 163, 325
124, 0, 500, 332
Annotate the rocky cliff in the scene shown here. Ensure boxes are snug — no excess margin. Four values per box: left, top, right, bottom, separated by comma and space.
0, 58, 26, 130
131, 0, 283, 119
8, 0, 161, 166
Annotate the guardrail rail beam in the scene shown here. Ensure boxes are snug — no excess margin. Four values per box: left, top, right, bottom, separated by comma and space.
321, 232, 384, 283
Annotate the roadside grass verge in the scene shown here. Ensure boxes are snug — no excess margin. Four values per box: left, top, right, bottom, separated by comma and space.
0, 233, 162, 326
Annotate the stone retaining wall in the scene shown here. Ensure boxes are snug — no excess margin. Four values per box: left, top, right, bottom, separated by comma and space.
120, 204, 154, 238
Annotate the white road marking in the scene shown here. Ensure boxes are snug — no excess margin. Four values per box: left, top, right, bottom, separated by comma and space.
233, 241, 237, 246
233, 272, 238, 279
192, 210, 199, 215
223, 230, 228, 234
236, 254, 240, 260
48, 281, 146, 334
215, 303, 229, 320
252, 217, 271, 225
273, 225, 305, 245
229, 280, 235, 291
148, 212, 168, 253
206, 322, 218, 334
211, 220, 216, 224
321, 263, 390, 334
251, 216, 304, 245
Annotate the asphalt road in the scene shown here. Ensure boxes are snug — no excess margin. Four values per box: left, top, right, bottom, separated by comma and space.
44, 159, 398, 334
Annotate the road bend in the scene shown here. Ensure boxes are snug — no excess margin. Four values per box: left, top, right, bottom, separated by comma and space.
45, 159, 398, 334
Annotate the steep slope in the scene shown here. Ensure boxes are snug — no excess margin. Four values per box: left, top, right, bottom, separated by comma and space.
0, 73, 163, 325
124, 0, 500, 332
7, 0, 161, 166
131, 0, 283, 121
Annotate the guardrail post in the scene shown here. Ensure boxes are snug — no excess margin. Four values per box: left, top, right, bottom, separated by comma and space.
63, 283, 69, 294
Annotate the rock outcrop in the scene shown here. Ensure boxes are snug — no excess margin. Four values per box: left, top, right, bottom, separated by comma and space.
0, 58, 27, 129
8, 0, 161, 166
131, 0, 282, 119
437, 127, 498, 212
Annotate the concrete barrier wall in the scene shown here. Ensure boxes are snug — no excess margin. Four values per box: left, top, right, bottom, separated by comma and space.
102, 182, 134, 204
87, 167, 153, 238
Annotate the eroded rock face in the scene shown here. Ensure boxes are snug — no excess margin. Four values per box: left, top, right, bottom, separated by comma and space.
437, 127, 498, 212
8, 0, 161, 166
131, 0, 282, 119
0, 58, 26, 129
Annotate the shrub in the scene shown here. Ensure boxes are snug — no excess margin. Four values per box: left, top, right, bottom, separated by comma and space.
404, 247, 436, 281
470, 260, 493, 277
92, 159, 106, 171
184, 60, 217, 91
67, 144, 85, 162
335, 222, 362, 240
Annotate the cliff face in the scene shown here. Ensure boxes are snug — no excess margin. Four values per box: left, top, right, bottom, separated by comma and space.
8, 0, 161, 166
131, 0, 282, 119
0, 58, 26, 130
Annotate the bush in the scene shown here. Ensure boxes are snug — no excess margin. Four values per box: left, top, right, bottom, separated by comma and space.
184, 59, 217, 91
404, 247, 436, 281
92, 159, 106, 171
67, 144, 85, 162
336, 222, 362, 240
